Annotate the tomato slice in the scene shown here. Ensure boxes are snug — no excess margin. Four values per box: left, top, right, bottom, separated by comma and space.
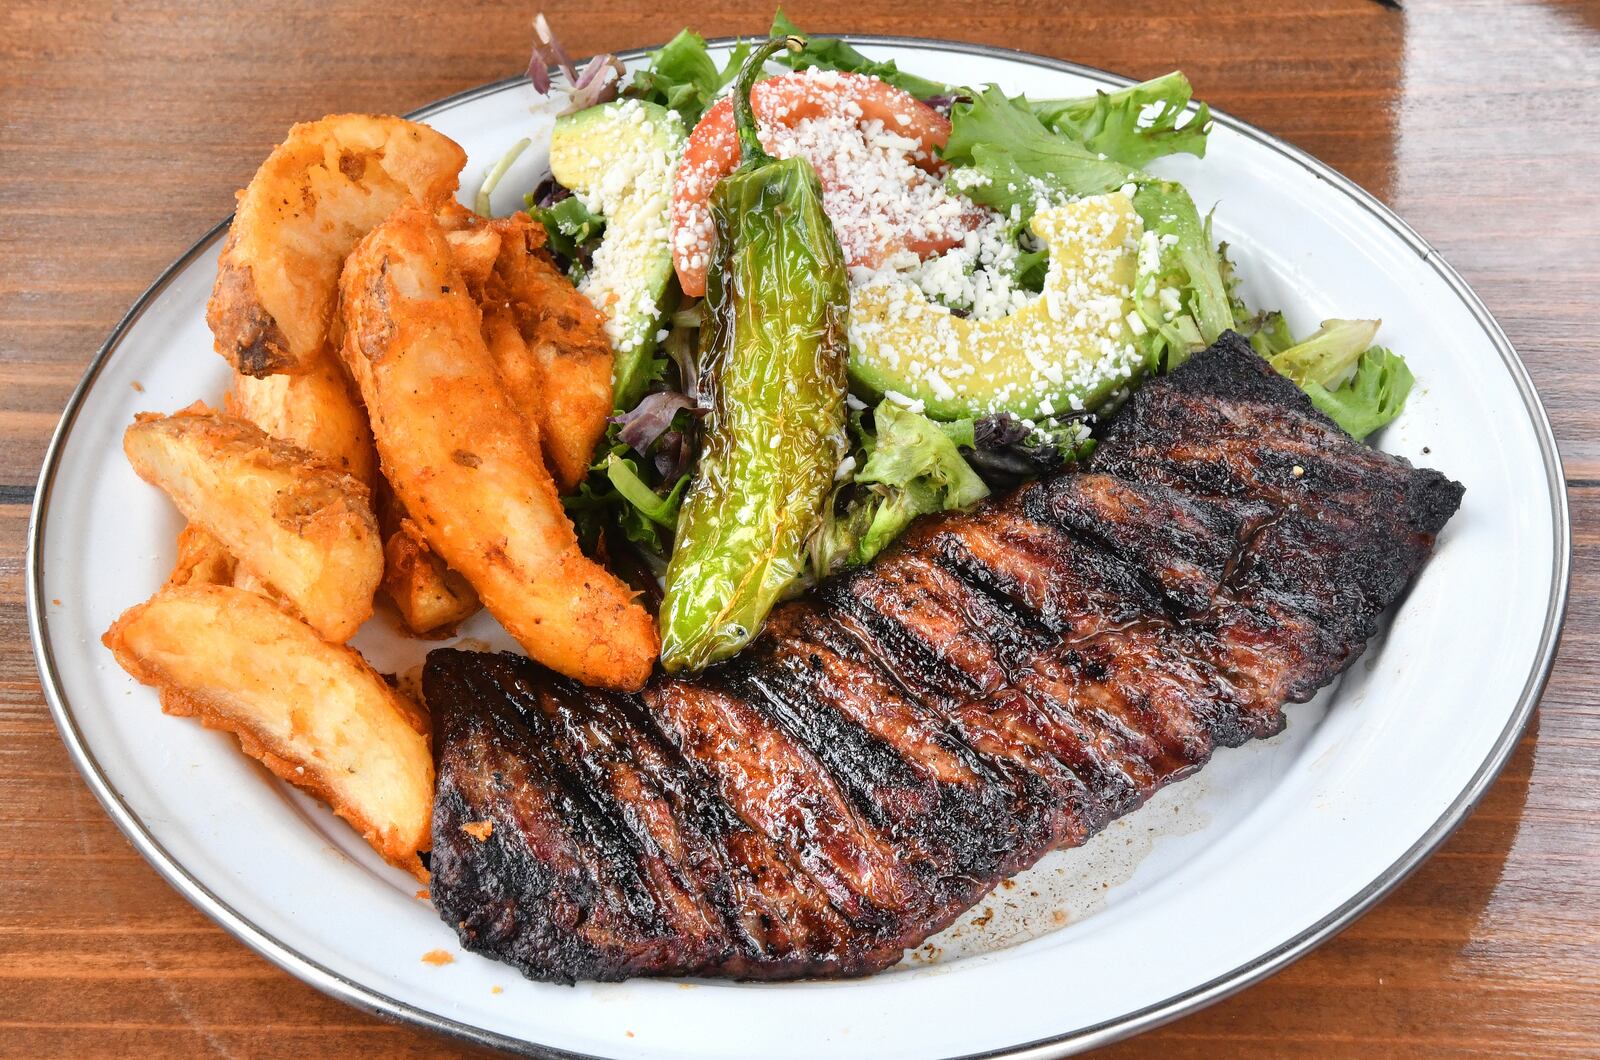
670, 71, 983, 297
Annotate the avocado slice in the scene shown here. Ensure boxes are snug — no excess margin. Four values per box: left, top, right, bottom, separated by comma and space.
549, 99, 685, 411
847, 193, 1147, 422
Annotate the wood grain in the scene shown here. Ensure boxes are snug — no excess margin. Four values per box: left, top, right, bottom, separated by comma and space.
2, 0, 1597, 1055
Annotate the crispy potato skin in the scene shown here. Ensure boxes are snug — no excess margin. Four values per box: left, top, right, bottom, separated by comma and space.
226, 351, 377, 486
376, 487, 480, 636
103, 585, 433, 877
230, 563, 285, 603
123, 405, 382, 643
491, 213, 613, 492
166, 523, 288, 603
442, 208, 612, 493
167, 524, 236, 587
442, 224, 502, 296
208, 115, 466, 377
339, 201, 657, 690
480, 299, 542, 435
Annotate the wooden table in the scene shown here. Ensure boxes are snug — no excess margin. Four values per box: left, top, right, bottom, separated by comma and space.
2, 0, 1596, 1055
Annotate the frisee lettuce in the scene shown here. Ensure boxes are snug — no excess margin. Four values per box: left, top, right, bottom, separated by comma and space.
601, 452, 689, 532
566, 450, 690, 555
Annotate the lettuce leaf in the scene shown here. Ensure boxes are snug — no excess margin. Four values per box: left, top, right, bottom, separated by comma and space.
1029, 72, 1211, 169
602, 452, 688, 530
769, 10, 951, 99
1301, 346, 1414, 440
1129, 181, 1233, 368
566, 451, 688, 555
625, 29, 749, 126
943, 88, 1137, 215
1260, 320, 1413, 438
1268, 318, 1382, 389
941, 86, 1139, 250
852, 403, 988, 563
770, 10, 1211, 170
810, 402, 988, 575
1244, 311, 1296, 357
527, 194, 605, 265
964, 413, 1092, 485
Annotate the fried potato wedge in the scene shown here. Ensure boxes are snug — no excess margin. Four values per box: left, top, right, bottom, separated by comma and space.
167, 524, 236, 587
480, 297, 544, 441
226, 352, 377, 485
339, 201, 657, 690
489, 212, 613, 492
443, 226, 502, 296
441, 208, 612, 493
123, 406, 381, 643
382, 526, 482, 637
377, 488, 480, 637
208, 114, 466, 377
103, 585, 432, 877
230, 563, 287, 603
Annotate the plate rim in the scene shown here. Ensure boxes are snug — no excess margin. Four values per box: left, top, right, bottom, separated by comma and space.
25, 34, 1572, 1060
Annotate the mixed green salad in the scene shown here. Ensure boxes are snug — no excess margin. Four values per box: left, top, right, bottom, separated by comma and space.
504, 12, 1415, 671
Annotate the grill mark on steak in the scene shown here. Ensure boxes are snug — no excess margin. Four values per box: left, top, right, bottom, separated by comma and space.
786, 608, 1055, 865
427, 333, 1465, 982
645, 676, 915, 928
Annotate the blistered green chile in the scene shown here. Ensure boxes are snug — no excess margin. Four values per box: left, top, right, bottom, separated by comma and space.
658, 36, 850, 673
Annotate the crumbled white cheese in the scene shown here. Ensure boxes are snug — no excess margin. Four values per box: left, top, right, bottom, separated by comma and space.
673, 78, 980, 278
569, 99, 683, 354
949, 166, 992, 190
847, 194, 1145, 421
882, 389, 927, 414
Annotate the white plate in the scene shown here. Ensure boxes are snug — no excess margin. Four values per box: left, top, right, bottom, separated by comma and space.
28, 37, 1569, 1059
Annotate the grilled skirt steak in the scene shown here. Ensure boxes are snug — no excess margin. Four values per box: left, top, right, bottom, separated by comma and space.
425, 333, 1464, 982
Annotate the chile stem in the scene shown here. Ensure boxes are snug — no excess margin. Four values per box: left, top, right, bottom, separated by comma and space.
732, 35, 806, 167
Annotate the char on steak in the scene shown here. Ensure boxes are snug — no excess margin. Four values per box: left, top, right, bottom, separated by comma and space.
425, 333, 1464, 982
